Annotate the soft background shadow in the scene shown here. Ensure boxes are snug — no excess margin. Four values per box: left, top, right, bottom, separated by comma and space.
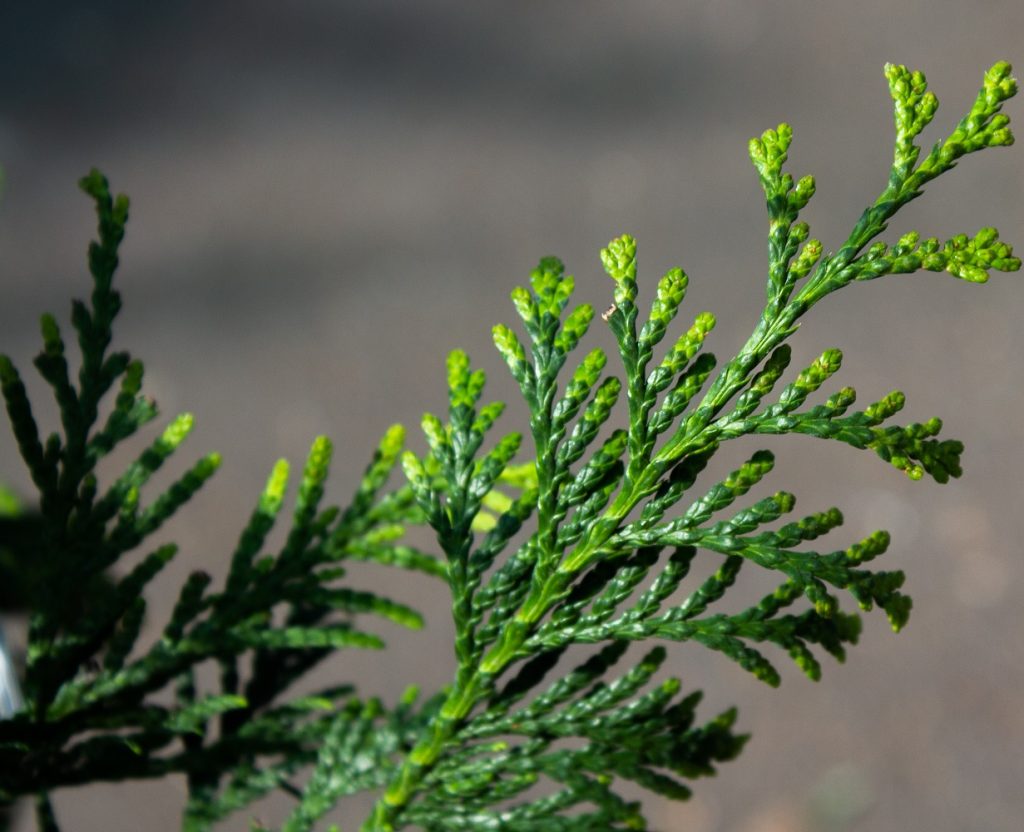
1, 2, 1022, 830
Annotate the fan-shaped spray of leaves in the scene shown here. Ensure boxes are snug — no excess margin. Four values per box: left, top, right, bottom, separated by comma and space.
358, 62, 1018, 832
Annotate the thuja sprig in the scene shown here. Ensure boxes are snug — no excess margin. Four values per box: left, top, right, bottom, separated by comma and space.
0, 60, 1017, 832
0, 173, 443, 830
360, 62, 1018, 831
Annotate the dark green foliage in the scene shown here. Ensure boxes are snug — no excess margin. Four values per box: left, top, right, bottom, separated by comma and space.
0, 62, 1018, 832
0, 174, 441, 829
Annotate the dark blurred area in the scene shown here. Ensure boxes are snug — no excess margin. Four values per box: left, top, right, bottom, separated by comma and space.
1, 2, 1022, 830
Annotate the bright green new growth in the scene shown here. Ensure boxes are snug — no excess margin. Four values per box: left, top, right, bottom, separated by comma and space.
0, 62, 1018, 831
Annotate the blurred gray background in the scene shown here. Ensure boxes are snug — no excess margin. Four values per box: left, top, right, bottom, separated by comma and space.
1, 1, 1022, 830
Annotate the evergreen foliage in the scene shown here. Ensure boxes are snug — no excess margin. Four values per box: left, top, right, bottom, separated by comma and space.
0, 62, 1018, 831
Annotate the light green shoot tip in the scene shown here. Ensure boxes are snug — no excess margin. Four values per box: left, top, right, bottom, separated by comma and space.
261, 459, 290, 514
160, 413, 194, 449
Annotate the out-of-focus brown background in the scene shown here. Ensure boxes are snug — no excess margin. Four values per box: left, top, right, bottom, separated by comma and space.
1, 2, 1022, 830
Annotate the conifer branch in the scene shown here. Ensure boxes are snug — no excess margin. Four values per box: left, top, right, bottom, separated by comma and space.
363, 62, 1018, 831
0, 61, 1018, 832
